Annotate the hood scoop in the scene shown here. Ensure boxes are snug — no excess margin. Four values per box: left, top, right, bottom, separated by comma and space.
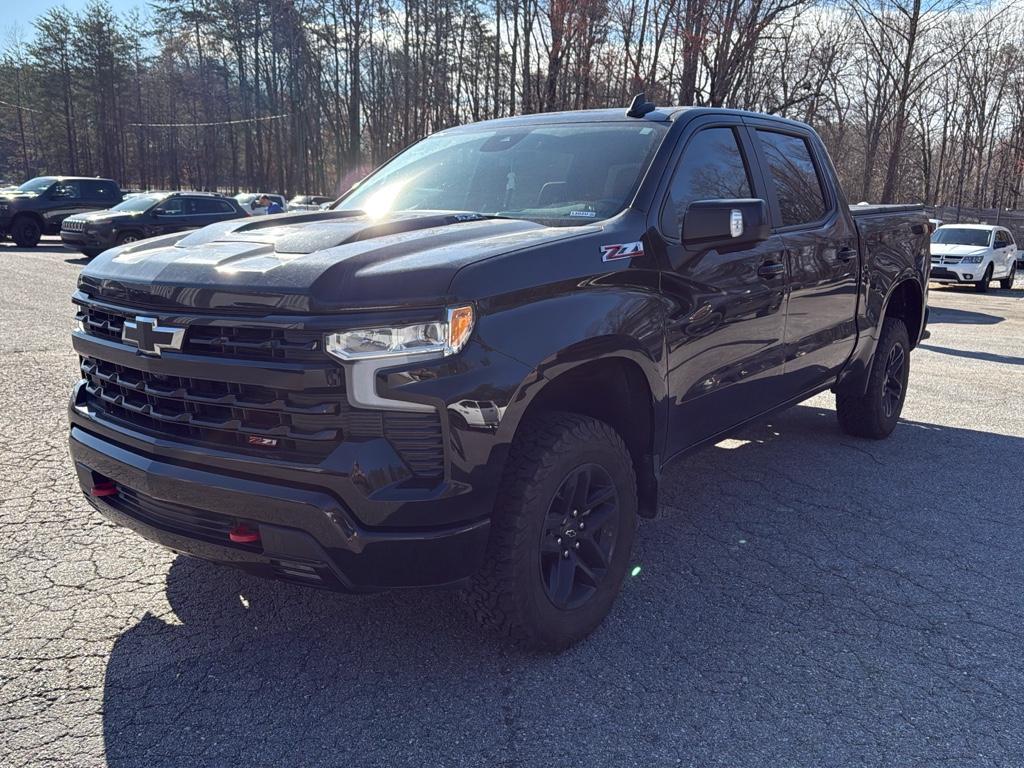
176, 209, 503, 256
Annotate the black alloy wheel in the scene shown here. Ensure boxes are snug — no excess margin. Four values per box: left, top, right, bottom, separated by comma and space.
880, 342, 906, 420
539, 463, 620, 610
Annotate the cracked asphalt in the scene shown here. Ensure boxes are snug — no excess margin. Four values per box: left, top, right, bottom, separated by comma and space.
2, 239, 1023, 767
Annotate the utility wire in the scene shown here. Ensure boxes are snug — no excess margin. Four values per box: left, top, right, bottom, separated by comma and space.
0, 97, 288, 128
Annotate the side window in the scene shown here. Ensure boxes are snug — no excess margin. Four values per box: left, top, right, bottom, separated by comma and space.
193, 198, 233, 214
157, 198, 184, 215
81, 180, 116, 200
755, 130, 828, 227
660, 126, 753, 234
51, 181, 81, 200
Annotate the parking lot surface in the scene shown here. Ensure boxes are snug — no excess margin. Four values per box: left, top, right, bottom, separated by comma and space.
2, 239, 1023, 767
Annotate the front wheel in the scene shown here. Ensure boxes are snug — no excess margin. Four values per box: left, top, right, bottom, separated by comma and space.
975, 263, 993, 292
999, 262, 1016, 290
11, 215, 42, 247
836, 317, 910, 439
467, 412, 637, 650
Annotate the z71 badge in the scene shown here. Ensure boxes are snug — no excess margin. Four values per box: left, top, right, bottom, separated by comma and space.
600, 241, 645, 262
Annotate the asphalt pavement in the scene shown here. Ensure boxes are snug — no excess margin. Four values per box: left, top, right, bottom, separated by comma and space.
2, 239, 1023, 767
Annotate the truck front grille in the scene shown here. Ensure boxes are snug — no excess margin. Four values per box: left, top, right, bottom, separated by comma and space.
62, 219, 86, 233
75, 300, 324, 362
80, 356, 347, 458
74, 297, 445, 478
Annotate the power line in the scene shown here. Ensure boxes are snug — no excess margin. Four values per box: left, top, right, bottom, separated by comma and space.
0, 97, 289, 128
0, 98, 44, 115
126, 113, 290, 128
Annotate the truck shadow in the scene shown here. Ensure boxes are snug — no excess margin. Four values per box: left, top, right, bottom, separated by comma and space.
101, 405, 1024, 767
926, 305, 1004, 325
917, 342, 1024, 366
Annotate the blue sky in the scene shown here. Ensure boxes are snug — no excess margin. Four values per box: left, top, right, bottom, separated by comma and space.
3, 0, 146, 36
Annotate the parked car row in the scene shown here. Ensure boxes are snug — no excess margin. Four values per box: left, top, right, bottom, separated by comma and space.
0, 176, 334, 257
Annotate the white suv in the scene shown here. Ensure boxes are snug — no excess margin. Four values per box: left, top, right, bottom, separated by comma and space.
930, 224, 1018, 292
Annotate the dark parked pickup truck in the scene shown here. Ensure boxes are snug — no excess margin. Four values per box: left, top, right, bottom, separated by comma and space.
68, 100, 929, 649
1, 176, 122, 246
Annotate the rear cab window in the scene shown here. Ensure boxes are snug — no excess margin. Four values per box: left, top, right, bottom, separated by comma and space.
755, 130, 829, 228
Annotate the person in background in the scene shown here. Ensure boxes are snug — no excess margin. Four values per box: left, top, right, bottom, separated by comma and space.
260, 194, 284, 214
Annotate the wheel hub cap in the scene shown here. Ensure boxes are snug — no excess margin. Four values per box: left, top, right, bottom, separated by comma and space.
539, 463, 619, 610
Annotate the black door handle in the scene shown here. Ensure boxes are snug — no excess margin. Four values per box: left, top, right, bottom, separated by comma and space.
837, 246, 857, 262
757, 261, 785, 279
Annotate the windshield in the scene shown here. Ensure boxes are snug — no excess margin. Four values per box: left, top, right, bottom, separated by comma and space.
931, 228, 991, 247
337, 123, 668, 225
17, 177, 56, 194
110, 193, 167, 212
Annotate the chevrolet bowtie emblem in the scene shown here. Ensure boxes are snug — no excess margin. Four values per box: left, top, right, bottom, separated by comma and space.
122, 316, 185, 356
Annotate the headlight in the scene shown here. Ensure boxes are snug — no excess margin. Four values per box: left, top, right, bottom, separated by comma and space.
325, 305, 475, 361
962, 254, 984, 263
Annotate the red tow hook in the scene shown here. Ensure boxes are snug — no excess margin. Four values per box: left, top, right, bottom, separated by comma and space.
228, 524, 261, 544
90, 481, 118, 497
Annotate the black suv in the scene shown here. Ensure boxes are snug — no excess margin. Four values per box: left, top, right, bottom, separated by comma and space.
0, 176, 122, 247
61, 191, 248, 258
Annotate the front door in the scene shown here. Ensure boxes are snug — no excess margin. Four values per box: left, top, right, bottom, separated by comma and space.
658, 121, 790, 456
747, 126, 859, 393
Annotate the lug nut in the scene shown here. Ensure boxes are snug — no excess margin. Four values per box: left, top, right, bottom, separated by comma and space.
563, 550, 570, 558
574, 542, 580, 549
572, 510, 579, 518
579, 522, 585, 530
556, 537, 562, 545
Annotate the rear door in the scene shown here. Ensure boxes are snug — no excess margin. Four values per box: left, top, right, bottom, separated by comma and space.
747, 121, 859, 395
191, 197, 239, 226
658, 118, 791, 454
994, 229, 1015, 276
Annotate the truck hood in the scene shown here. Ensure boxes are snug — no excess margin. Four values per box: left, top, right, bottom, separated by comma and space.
68, 209, 132, 224
79, 210, 593, 313
0, 191, 39, 203
930, 244, 990, 257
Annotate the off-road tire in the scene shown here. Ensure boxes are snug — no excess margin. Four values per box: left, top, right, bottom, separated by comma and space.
975, 264, 993, 293
999, 263, 1016, 290
11, 215, 42, 247
836, 317, 910, 439
466, 412, 637, 651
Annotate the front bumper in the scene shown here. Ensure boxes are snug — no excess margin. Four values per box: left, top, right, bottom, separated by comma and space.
71, 425, 490, 591
929, 262, 985, 282
61, 230, 114, 251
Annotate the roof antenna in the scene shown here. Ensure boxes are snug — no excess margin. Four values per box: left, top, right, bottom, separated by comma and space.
626, 92, 656, 118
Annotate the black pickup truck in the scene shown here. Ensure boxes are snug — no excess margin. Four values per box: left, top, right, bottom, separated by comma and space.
68, 100, 929, 649
0, 176, 122, 246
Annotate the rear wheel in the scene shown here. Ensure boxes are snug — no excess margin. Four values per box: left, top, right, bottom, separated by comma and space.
467, 412, 637, 650
836, 317, 910, 439
11, 215, 42, 247
999, 262, 1016, 290
974, 263, 993, 293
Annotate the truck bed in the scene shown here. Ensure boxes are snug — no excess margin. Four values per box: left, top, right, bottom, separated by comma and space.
849, 203, 926, 217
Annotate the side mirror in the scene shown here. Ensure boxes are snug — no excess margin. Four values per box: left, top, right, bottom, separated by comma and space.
682, 199, 770, 248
